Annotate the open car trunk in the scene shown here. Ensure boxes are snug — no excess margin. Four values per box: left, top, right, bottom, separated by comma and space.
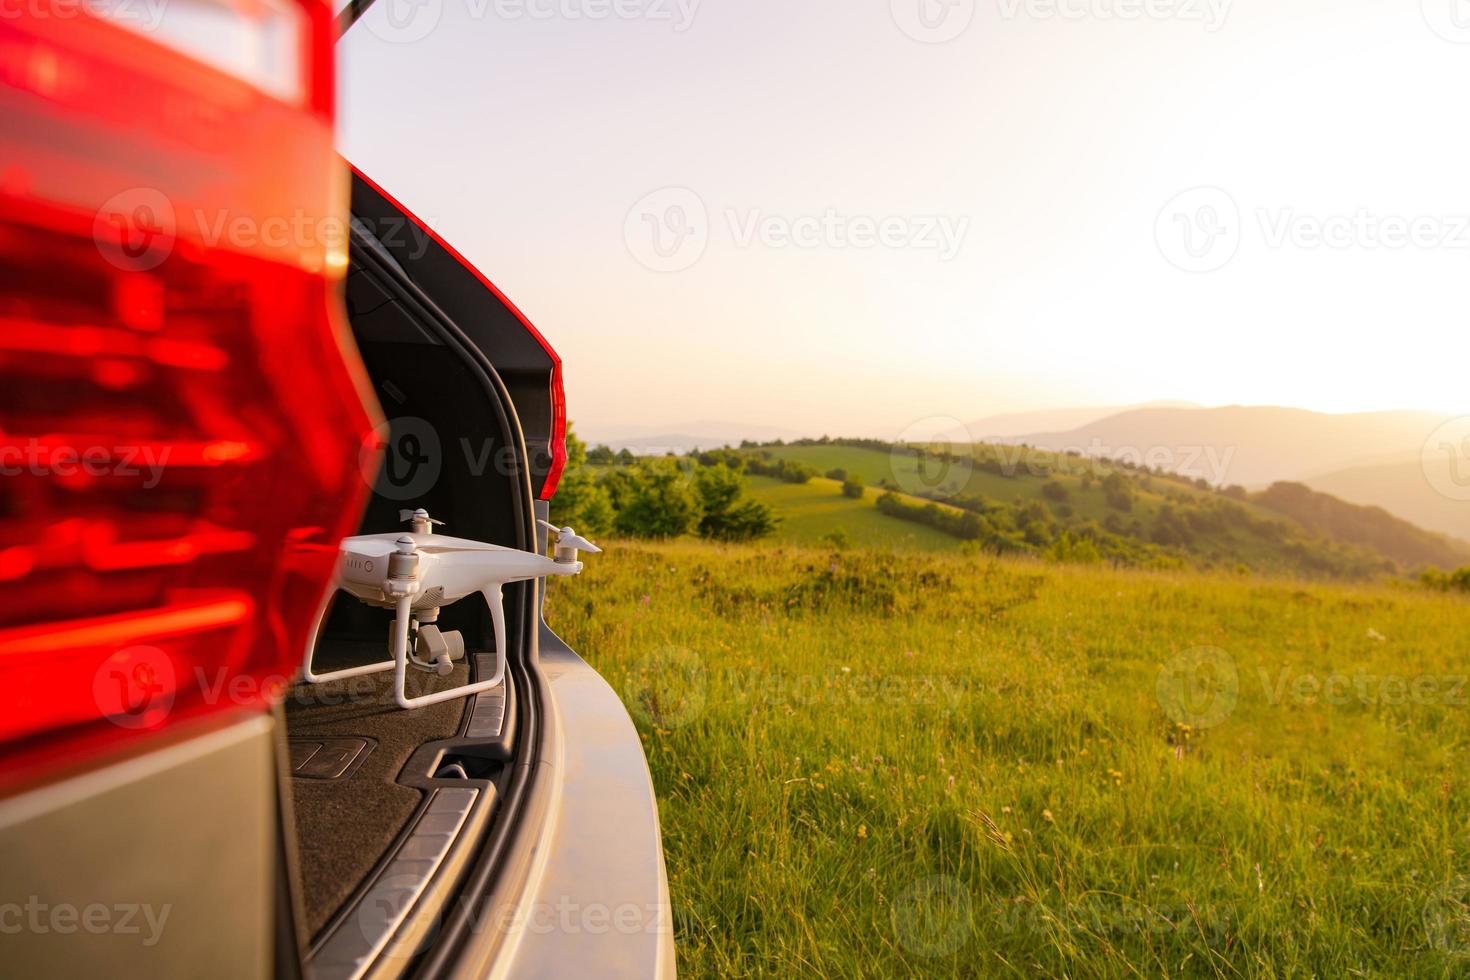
275, 172, 557, 977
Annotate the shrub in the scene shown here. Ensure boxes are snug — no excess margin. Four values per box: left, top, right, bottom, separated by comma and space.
1105, 488, 1133, 512
1422, 567, 1470, 593
1048, 530, 1102, 564
876, 492, 995, 545
702, 500, 779, 542
696, 448, 747, 470
841, 476, 865, 499
614, 462, 700, 539
820, 528, 852, 550
744, 455, 817, 484
695, 465, 777, 542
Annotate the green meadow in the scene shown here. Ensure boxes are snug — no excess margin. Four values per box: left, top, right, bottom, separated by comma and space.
744, 475, 957, 552
547, 538, 1470, 978
742, 442, 1227, 524
735, 441, 1469, 578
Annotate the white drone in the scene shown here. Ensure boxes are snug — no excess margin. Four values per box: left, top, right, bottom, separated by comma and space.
302, 509, 601, 709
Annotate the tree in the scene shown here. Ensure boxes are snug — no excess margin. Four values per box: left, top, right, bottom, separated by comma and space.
697, 448, 746, 470
549, 426, 614, 536
1422, 566, 1470, 593
614, 462, 700, 538
1049, 530, 1102, 564
744, 456, 817, 484
586, 444, 615, 465
825, 467, 847, 481
615, 448, 636, 466
1102, 473, 1133, 512
694, 464, 777, 541
841, 474, 865, 499
703, 499, 778, 541
694, 463, 741, 515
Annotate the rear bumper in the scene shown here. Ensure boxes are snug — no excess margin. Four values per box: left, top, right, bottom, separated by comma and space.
486, 625, 675, 979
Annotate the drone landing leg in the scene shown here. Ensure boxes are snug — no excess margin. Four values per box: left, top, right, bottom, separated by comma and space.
300, 593, 395, 684
392, 586, 506, 710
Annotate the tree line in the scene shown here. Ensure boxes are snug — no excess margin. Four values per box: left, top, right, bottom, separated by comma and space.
550, 432, 778, 542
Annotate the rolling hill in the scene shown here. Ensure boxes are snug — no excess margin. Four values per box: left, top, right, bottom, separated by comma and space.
1304, 452, 1469, 542
735, 439, 1470, 579
743, 476, 955, 551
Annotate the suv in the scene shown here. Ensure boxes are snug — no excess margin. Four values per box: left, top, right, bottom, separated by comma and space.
0, 5, 674, 978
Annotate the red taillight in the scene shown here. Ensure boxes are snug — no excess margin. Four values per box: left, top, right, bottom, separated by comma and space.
0, 2, 376, 791
542, 358, 568, 500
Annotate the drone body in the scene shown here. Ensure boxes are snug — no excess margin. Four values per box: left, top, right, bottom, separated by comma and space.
336, 530, 581, 608
302, 510, 598, 709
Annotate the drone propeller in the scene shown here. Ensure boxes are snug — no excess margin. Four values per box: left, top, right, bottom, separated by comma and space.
399, 508, 445, 530
538, 519, 603, 556
345, 532, 508, 557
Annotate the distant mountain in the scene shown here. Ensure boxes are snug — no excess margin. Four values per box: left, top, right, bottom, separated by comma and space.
582, 420, 803, 455
590, 405, 1200, 454
1254, 481, 1470, 570
967, 402, 1197, 441
1017, 406, 1454, 490
1304, 452, 1470, 544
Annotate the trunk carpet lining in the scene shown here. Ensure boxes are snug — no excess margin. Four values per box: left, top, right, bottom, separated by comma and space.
285, 638, 469, 939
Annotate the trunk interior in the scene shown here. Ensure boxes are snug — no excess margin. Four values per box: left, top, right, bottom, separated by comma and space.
278, 248, 531, 949
284, 666, 473, 938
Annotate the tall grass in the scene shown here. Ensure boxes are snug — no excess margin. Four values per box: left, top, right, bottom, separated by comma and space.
547, 539, 1470, 978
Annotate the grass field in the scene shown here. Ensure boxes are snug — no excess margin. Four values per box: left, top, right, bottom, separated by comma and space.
745, 475, 957, 552
547, 538, 1470, 977
748, 442, 1227, 526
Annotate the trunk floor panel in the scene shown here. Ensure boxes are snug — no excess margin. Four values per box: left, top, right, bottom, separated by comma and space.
285, 647, 470, 939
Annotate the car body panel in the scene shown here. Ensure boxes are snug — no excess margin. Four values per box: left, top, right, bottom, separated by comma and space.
0, 714, 277, 979
487, 622, 676, 979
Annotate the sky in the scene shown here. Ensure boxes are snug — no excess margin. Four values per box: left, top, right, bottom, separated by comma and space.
337, 0, 1470, 440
